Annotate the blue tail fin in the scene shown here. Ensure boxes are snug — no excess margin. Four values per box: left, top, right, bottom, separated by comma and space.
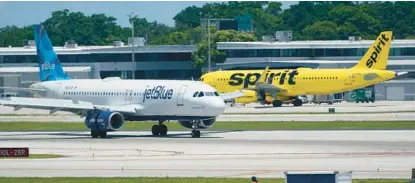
33, 24, 71, 82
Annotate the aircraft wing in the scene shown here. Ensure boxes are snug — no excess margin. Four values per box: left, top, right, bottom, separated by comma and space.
0, 97, 141, 114
244, 66, 286, 92
220, 91, 245, 101
244, 83, 286, 91
0, 86, 46, 92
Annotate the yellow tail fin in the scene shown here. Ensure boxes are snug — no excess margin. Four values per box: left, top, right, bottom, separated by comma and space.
352, 31, 393, 70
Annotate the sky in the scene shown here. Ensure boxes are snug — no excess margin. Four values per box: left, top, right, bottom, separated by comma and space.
0, 1, 298, 28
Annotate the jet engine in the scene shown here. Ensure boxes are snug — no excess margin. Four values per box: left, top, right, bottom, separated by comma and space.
234, 90, 261, 104
178, 118, 216, 129
84, 110, 125, 132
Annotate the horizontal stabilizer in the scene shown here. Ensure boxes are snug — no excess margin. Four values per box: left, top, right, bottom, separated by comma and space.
0, 87, 46, 92
220, 91, 245, 101
396, 71, 408, 76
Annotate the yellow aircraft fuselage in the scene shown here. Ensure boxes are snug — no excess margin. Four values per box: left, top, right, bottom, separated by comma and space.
201, 68, 396, 103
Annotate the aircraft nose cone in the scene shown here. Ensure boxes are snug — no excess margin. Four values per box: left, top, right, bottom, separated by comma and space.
208, 99, 226, 115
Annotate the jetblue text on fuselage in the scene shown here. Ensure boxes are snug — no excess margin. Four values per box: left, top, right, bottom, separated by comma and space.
143, 86, 174, 102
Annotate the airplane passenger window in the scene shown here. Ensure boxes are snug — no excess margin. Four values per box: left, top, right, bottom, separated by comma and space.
198, 92, 204, 97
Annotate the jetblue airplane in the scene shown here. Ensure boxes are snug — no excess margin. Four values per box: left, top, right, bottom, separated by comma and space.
0, 25, 244, 138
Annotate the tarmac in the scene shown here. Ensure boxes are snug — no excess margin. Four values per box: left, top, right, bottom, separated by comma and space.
0, 101, 414, 179
1, 130, 414, 179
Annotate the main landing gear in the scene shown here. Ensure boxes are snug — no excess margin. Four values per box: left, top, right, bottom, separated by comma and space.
271, 98, 303, 107
272, 100, 283, 107
293, 98, 303, 107
191, 119, 201, 138
152, 120, 168, 136
91, 130, 107, 138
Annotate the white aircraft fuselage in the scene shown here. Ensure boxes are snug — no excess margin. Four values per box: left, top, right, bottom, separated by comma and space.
30, 77, 226, 121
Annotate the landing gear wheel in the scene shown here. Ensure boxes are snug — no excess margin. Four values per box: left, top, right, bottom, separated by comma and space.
91, 130, 99, 138
191, 130, 201, 138
159, 125, 168, 136
99, 131, 107, 138
293, 99, 303, 107
272, 100, 283, 107
151, 125, 160, 136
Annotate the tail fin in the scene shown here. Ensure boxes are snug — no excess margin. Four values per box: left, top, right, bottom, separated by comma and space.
33, 24, 70, 82
352, 31, 393, 70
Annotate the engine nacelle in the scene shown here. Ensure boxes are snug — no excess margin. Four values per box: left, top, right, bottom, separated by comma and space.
178, 118, 216, 129
84, 110, 125, 132
234, 90, 258, 104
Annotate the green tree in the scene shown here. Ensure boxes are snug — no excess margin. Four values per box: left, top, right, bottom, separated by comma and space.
303, 21, 338, 40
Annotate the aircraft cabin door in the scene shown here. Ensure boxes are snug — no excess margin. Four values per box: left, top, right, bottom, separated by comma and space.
345, 74, 356, 85
177, 85, 188, 106
54, 83, 62, 99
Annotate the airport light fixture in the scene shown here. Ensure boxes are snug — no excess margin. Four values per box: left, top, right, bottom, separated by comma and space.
128, 12, 136, 79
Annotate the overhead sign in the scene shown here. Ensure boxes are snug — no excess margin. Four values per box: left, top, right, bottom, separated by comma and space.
0, 148, 29, 157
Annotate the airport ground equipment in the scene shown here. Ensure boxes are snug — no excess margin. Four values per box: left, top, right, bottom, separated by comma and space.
349, 85, 375, 103
312, 94, 334, 105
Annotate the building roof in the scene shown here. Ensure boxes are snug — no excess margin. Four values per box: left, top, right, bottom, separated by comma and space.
220, 59, 415, 66
217, 39, 415, 50
0, 66, 91, 73
0, 45, 196, 56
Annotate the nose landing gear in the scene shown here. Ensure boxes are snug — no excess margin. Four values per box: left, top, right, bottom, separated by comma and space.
151, 120, 168, 136
191, 119, 201, 138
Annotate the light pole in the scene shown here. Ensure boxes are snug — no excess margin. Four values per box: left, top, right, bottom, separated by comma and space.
128, 12, 135, 79
207, 14, 211, 73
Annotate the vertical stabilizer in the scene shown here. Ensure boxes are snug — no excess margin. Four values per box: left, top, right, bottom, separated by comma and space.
33, 24, 70, 81
352, 31, 393, 70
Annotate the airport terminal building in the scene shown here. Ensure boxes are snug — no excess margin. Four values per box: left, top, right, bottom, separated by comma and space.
1, 36, 415, 101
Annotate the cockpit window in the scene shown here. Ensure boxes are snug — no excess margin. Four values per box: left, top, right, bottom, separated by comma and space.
194, 91, 220, 97
193, 92, 199, 97
205, 92, 215, 96
198, 92, 204, 97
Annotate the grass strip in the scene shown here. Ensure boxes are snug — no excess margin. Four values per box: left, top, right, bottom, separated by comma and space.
0, 121, 414, 131
0, 177, 409, 183
224, 110, 415, 115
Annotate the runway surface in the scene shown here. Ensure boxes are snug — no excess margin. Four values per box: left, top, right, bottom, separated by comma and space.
1, 130, 415, 179
0, 101, 414, 122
